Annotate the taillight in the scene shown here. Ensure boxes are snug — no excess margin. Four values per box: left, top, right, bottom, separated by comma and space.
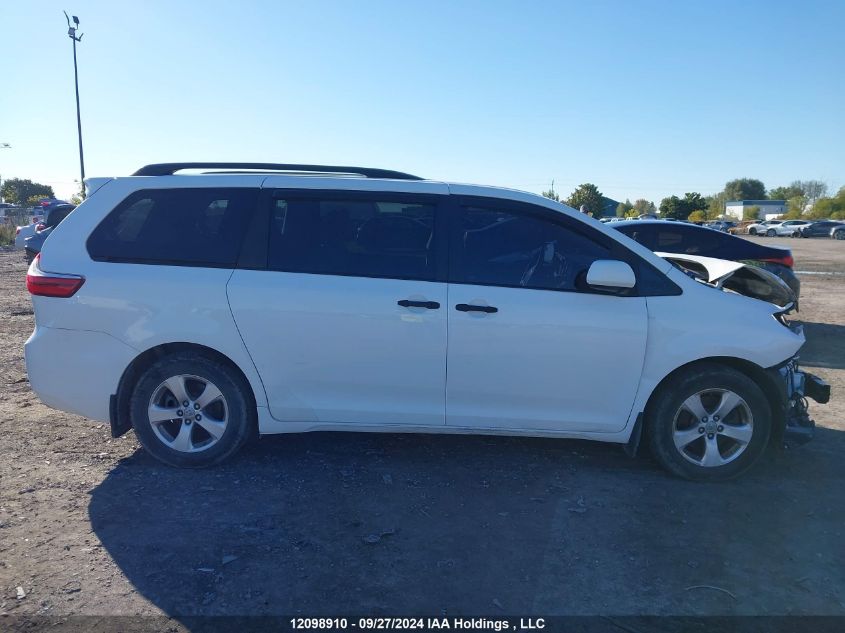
16, 227, 21, 236
36, 223, 46, 231
761, 254, 794, 268
26, 254, 85, 298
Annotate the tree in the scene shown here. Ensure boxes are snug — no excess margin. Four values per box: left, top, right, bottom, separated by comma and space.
723, 178, 766, 201
659, 192, 705, 220
541, 180, 559, 202
706, 192, 727, 220
26, 195, 51, 206
659, 195, 685, 220
0, 178, 54, 205
616, 199, 633, 217
687, 210, 707, 223
783, 196, 807, 219
800, 180, 828, 206
808, 188, 845, 220
632, 199, 656, 215
566, 183, 604, 217
743, 205, 761, 220
768, 183, 803, 201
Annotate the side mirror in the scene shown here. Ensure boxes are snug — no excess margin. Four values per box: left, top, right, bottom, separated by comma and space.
586, 260, 636, 290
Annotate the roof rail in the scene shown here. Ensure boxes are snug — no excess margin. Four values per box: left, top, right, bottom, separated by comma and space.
131, 163, 424, 180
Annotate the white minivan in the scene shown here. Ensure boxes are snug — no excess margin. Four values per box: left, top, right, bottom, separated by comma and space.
24, 163, 829, 480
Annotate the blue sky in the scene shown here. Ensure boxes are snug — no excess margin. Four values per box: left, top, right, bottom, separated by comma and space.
2, 0, 844, 203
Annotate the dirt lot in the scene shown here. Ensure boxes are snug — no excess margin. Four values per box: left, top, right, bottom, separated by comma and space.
1, 236, 844, 621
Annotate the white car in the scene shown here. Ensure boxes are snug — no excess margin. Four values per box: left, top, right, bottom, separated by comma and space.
771, 220, 812, 237
14, 220, 42, 250
24, 162, 829, 481
747, 220, 783, 236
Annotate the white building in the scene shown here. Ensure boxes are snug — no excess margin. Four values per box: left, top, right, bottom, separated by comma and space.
724, 200, 786, 221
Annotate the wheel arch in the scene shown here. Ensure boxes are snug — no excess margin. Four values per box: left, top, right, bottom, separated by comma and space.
111, 342, 259, 438
641, 356, 786, 446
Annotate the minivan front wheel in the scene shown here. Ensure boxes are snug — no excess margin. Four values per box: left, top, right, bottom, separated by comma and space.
129, 353, 255, 467
646, 364, 771, 481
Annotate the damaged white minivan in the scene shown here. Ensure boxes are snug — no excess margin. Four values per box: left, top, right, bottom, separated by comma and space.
25, 163, 829, 480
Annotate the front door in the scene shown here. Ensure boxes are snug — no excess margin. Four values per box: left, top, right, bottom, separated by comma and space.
445, 199, 648, 433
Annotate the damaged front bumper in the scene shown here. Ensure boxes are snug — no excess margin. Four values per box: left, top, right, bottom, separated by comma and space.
767, 357, 830, 448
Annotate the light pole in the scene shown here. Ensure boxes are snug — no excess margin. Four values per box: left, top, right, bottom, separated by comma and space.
64, 11, 85, 199
0, 143, 10, 203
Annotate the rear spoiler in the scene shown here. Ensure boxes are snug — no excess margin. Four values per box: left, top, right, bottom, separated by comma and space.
83, 177, 113, 198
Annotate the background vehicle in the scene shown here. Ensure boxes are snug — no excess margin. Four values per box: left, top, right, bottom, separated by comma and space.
15, 220, 41, 249
747, 219, 782, 236
24, 163, 826, 481
705, 220, 737, 233
610, 219, 800, 298
773, 220, 812, 237
798, 220, 844, 238
23, 204, 74, 263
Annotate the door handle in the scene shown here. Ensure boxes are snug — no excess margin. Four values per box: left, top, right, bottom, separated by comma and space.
398, 299, 441, 310
455, 303, 498, 314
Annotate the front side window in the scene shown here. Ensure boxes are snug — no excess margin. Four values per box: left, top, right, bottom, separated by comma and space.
452, 205, 610, 291
87, 188, 257, 266
267, 196, 436, 281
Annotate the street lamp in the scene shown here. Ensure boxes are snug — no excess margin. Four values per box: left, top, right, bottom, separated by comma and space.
0, 143, 10, 203
64, 11, 85, 199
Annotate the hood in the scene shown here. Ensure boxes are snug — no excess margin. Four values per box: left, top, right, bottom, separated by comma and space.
656, 252, 796, 310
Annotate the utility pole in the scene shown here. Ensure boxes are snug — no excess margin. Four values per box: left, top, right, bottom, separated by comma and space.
64, 11, 85, 199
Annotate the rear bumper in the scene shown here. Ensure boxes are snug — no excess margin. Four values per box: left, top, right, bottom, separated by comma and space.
25, 325, 137, 422
766, 358, 830, 448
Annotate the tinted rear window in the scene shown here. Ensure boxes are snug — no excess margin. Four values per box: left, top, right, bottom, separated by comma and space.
87, 188, 257, 266
267, 196, 436, 280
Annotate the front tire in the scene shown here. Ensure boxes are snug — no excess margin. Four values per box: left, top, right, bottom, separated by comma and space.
748, 228, 757, 235
129, 353, 255, 468
645, 363, 771, 481
834, 230, 845, 241
766, 229, 776, 237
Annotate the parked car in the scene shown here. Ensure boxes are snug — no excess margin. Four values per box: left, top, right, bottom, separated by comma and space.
609, 220, 800, 299
15, 219, 43, 250
23, 204, 75, 263
705, 220, 737, 233
746, 220, 783, 236
772, 220, 813, 237
798, 220, 845, 238
24, 162, 828, 481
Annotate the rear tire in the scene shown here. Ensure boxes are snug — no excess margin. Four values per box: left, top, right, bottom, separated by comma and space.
766, 229, 776, 237
646, 363, 771, 481
129, 353, 255, 468
748, 228, 757, 235
834, 230, 845, 241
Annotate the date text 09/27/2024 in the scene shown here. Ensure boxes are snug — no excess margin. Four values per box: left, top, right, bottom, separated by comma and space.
290, 617, 547, 631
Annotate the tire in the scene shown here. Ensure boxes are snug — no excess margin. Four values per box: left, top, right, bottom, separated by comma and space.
834, 230, 845, 241
129, 352, 256, 468
25, 250, 35, 265
766, 229, 776, 237
645, 363, 771, 481
748, 228, 757, 235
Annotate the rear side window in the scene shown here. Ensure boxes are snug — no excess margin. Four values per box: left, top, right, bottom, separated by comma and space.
452, 205, 610, 291
87, 188, 258, 266
267, 196, 436, 280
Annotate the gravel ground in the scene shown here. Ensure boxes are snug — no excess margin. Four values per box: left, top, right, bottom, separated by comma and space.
1, 237, 844, 621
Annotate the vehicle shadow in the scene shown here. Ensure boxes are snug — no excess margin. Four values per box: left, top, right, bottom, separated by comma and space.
798, 321, 845, 370
88, 427, 845, 617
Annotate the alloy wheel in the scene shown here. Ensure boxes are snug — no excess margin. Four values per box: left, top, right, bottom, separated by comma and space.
147, 374, 228, 452
672, 389, 753, 467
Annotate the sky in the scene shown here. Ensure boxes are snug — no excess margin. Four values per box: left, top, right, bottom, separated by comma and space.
1, 0, 844, 204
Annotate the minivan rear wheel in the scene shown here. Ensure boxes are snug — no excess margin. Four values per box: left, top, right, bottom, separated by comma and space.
129, 353, 255, 467
645, 363, 771, 481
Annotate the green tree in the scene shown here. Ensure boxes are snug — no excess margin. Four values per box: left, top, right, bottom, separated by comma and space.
616, 199, 633, 217
800, 180, 828, 206
632, 199, 656, 215
743, 205, 761, 220
683, 192, 707, 215
706, 192, 727, 220
659, 195, 685, 219
783, 196, 807, 219
687, 210, 707, 223
26, 194, 51, 206
808, 188, 845, 220
541, 180, 559, 202
723, 178, 766, 201
566, 183, 604, 217
0, 178, 54, 205
768, 183, 804, 201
